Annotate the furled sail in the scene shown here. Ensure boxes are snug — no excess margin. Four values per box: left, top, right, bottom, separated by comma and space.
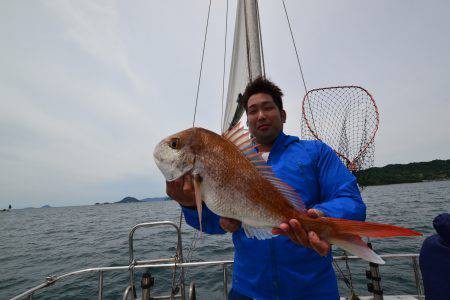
222, 0, 263, 133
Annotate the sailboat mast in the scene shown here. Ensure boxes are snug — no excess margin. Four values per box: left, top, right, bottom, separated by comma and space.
222, 0, 263, 132
243, 0, 263, 80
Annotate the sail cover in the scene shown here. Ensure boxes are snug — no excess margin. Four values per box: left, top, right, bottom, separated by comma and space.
222, 0, 263, 133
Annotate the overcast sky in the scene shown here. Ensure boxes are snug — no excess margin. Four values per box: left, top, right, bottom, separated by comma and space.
1, 1, 449, 208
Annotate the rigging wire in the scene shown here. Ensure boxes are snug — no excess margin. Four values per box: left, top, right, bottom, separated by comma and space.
280, 0, 308, 96
220, 0, 229, 131
192, 0, 212, 127
177, 0, 212, 287
281, 0, 317, 131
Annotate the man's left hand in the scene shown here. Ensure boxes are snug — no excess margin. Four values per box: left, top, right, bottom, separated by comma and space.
220, 217, 241, 233
272, 209, 330, 256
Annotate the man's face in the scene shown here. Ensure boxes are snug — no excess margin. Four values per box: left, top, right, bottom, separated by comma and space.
246, 93, 286, 146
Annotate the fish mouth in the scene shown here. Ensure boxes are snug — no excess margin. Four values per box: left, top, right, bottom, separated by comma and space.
154, 156, 194, 182
165, 174, 180, 182
165, 167, 194, 182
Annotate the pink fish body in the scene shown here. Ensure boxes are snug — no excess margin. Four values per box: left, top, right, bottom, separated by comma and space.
154, 125, 421, 264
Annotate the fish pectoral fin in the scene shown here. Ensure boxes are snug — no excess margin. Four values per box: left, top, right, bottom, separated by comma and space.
329, 234, 385, 264
193, 174, 203, 238
242, 223, 275, 240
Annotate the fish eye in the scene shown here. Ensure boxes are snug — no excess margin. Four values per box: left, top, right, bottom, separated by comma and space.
169, 138, 180, 149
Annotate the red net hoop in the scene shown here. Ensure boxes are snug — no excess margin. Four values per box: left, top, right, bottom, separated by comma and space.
301, 86, 379, 172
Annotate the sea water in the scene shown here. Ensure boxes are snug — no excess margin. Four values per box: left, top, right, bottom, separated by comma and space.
1, 180, 449, 299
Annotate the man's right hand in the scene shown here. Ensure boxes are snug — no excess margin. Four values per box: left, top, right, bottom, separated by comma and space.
166, 174, 196, 208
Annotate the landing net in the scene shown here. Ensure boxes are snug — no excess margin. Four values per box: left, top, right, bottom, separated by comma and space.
301, 86, 379, 172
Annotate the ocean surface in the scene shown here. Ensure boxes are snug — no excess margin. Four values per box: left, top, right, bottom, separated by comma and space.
1, 180, 449, 299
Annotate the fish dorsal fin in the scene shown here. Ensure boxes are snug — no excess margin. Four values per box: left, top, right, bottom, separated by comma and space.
259, 168, 306, 212
223, 123, 306, 212
223, 123, 263, 160
223, 122, 254, 150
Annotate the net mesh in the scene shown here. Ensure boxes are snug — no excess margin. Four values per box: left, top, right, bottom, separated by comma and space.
300, 86, 379, 172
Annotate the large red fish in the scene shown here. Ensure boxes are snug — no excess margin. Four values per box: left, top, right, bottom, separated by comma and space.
153, 125, 421, 264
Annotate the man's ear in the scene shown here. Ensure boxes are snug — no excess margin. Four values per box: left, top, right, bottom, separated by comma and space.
281, 110, 287, 123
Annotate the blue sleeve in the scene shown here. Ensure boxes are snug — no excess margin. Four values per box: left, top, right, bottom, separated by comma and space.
312, 141, 366, 221
181, 203, 226, 234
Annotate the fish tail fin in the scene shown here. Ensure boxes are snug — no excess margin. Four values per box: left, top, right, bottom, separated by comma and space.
329, 234, 385, 264
326, 217, 422, 238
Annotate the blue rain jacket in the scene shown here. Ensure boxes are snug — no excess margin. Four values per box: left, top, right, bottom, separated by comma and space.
182, 132, 366, 299
419, 213, 450, 300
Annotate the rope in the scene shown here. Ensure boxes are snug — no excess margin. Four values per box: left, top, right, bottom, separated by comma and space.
169, 210, 184, 294
220, 0, 229, 131
344, 251, 356, 295
192, 0, 212, 127
333, 260, 353, 290
174, 210, 201, 289
332, 251, 359, 298
176, 230, 200, 287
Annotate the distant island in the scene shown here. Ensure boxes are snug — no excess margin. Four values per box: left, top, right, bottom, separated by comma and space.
94, 196, 171, 205
356, 159, 450, 186
116, 196, 140, 203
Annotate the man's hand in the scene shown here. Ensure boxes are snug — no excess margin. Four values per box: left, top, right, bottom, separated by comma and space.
220, 217, 241, 233
166, 174, 196, 208
272, 209, 330, 256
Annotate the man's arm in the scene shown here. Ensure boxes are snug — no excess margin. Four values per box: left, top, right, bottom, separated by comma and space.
312, 141, 366, 221
166, 175, 228, 234
273, 141, 366, 255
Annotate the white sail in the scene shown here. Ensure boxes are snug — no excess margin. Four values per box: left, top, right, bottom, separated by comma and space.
222, 0, 263, 133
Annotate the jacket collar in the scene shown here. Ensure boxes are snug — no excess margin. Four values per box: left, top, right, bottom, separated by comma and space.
268, 131, 299, 158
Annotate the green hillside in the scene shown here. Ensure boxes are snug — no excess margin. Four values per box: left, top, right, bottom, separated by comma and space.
355, 159, 450, 186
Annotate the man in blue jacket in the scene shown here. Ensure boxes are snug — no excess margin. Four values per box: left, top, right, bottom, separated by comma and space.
166, 77, 366, 299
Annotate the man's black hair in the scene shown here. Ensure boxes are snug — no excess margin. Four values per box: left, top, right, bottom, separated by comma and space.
240, 76, 284, 112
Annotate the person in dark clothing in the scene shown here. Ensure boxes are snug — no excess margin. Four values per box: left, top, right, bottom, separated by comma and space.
419, 213, 450, 300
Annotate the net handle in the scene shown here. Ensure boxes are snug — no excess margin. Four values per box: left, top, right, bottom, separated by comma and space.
301, 85, 380, 169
